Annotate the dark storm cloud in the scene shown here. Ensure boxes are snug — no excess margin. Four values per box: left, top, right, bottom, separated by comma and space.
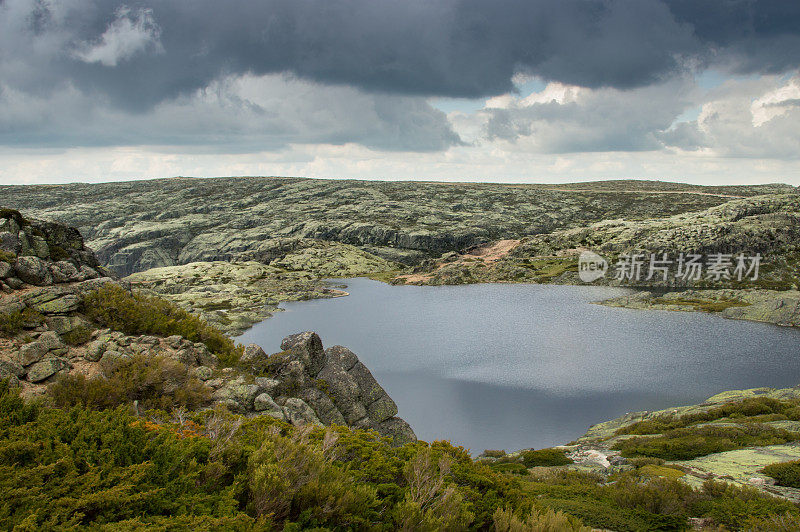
4, 0, 800, 109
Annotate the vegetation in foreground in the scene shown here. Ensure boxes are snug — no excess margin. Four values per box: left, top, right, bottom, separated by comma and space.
82, 283, 243, 366
1, 380, 800, 530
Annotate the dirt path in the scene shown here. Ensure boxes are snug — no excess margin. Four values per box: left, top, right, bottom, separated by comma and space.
395, 239, 521, 284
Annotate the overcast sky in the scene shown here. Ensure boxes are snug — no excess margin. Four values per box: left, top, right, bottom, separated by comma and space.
2, 0, 800, 185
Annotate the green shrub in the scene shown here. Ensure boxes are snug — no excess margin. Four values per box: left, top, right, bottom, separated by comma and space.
616, 397, 800, 436
614, 424, 800, 460
48, 354, 212, 411
82, 284, 242, 365
0, 250, 15, 263
490, 462, 529, 475
483, 449, 507, 458
61, 325, 92, 346
762, 460, 800, 488
521, 448, 573, 467
0, 308, 44, 337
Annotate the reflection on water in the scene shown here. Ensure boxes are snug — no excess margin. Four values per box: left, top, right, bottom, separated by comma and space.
236, 278, 800, 452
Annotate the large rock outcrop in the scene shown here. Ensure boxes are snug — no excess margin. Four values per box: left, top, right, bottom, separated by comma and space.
0, 209, 106, 292
234, 331, 416, 445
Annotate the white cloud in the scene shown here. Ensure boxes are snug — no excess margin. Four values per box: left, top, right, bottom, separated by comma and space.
73, 6, 162, 67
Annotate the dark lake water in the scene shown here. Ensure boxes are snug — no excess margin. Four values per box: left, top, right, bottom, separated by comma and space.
236, 278, 800, 453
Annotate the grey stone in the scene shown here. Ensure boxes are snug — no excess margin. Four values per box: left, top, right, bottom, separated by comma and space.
27, 358, 70, 382
0, 261, 12, 279
348, 362, 386, 404
376, 417, 417, 446
254, 392, 282, 413
0, 232, 20, 255
241, 344, 267, 364
14, 256, 52, 286
0, 359, 25, 379
254, 377, 281, 395
49, 261, 80, 283
31, 236, 49, 259
366, 395, 399, 423
37, 331, 64, 351
317, 364, 365, 424
324, 345, 359, 371
166, 335, 183, 349
0, 295, 25, 315
100, 350, 127, 364
281, 332, 326, 377
17, 342, 48, 366
45, 315, 87, 335
193, 365, 213, 380
84, 340, 107, 361
282, 398, 320, 426
301, 387, 346, 426
139, 335, 160, 346
79, 265, 99, 279
4, 277, 23, 289
213, 383, 260, 412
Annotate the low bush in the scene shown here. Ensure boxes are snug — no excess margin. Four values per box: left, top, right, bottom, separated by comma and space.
616, 397, 800, 436
0, 308, 44, 337
614, 424, 800, 460
48, 354, 212, 411
0, 250, 15, 263
762, 460, 800, 488
82, 284, 242, 365
490, 462, 529, 475
521, 448, 573, 467
61, 325, 92, 346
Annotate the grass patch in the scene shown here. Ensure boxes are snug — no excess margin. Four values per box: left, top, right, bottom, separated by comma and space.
82, 284, 242, 366
0, 250, 16, 263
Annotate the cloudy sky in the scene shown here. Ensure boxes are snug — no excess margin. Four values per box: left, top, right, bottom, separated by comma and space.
2, 0, 800, 185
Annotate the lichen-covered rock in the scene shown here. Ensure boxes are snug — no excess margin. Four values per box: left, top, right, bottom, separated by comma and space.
281, 331, 326, 377
254, 377, 280, 395
254, 392, 284, 418
366, 395, 399, 424
300, 387, 346, 426
324, 345, 359, 370
37, 331, 64, 351
17, 342, 48, 366
213, 382, 260, 413
348, 362, 386, 405
0, 261, 12, 279
376, 417, 417, 446
14, 256, 52, 286
0, 359, 25, 379
282, 398, 320, 426
27, 358, 69, 382
317, 363, 365, 424
193, 366, 213, 380
84, 340, 107, 362
48, 261, 81, 283
241, 344, 267, 364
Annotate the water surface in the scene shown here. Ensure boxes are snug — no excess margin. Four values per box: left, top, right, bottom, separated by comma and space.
236, 278, 800, 453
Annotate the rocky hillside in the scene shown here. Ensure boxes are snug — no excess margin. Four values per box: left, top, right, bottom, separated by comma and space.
0, 210, 414, 444
398, 193, 800, 288
2, 177, 787, 276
